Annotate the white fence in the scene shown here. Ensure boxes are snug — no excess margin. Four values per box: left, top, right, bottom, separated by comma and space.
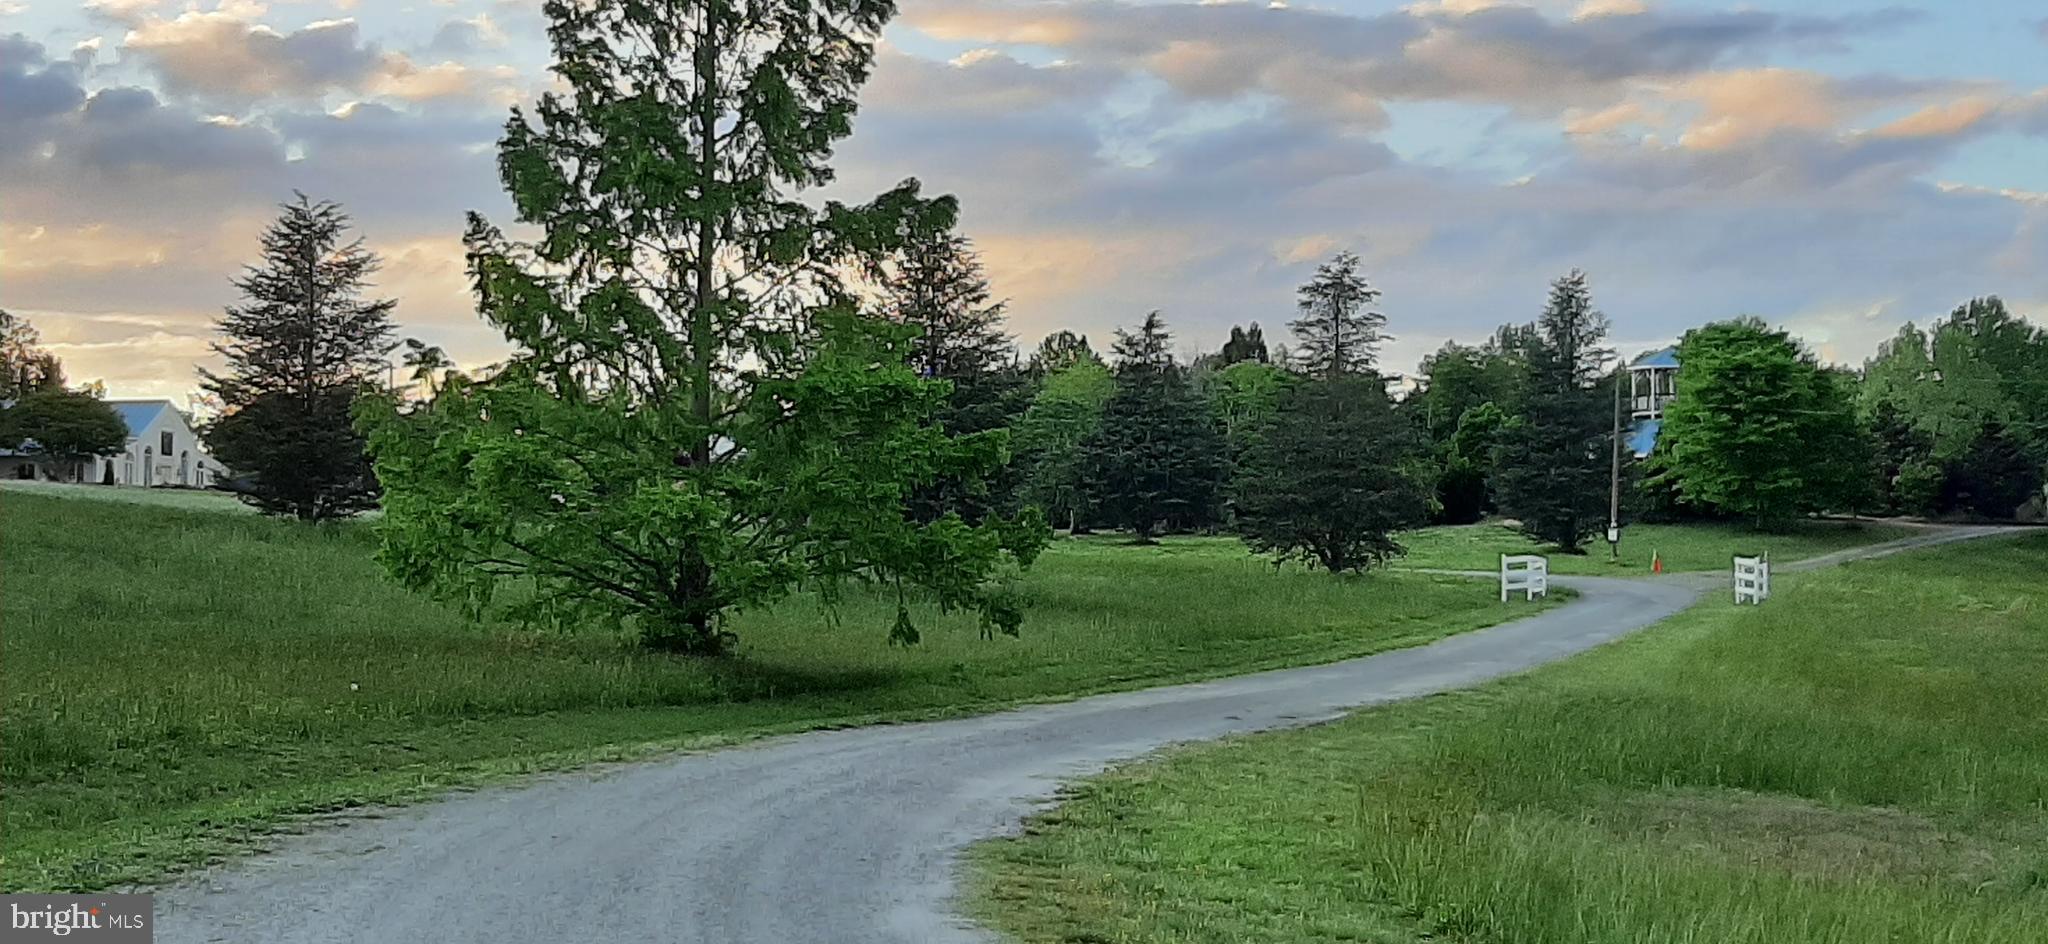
1500, 554, 1548, 602
1733, 553, 1771, 605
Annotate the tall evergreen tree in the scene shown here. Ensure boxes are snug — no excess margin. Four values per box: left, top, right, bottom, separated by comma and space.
1079, 312, 1227, 539
1234, 376, 1428, 572
1029, 330, 1097, 374
1219, 323, 1270, 365
871, 228, 1013, 380
201, 195, 396, 520
1290, 251, 1386, 379
1493, 270, 1612, 551
871, 225, 1026, 521
361, 0, 1044, 654
1237, 257, 1424, 569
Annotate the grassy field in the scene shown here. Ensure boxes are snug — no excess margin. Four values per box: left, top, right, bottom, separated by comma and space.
0, 480, 252, 514
1396, 517, 1916, 575
971, 532, 2048, 944
0, 492, 1553, 891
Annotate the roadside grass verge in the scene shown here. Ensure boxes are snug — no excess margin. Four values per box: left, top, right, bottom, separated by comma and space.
970, 531, 2048, 944
0, 492, 1551, 891
1396, 517, 1916, 575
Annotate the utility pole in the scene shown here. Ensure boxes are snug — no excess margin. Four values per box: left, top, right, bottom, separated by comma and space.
1607, 363, 1623, 562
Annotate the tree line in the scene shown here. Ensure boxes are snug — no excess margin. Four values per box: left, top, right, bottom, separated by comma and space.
13, 0, 2043, 657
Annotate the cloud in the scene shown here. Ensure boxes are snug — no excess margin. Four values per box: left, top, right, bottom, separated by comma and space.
426, 14, 507, 56
903, 0, 1922, 124
118, 4, 516, 107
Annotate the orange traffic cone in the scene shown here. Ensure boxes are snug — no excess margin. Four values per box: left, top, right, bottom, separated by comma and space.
1651, 550, 1663, 575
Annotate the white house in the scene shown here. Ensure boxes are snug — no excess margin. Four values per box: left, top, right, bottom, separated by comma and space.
3, 399, 225, 487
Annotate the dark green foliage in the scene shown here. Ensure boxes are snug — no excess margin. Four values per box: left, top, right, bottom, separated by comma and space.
1413, 341, 1525, 445
363, 0, 1044, 655
1201, 359, 1294, 458
1946, 422, 2042, 518
1413, 332, 1530, 523
1652, 319, 1868, 527
870, 225, 1027, 522
1493, 271, 1612, 551
201, 195, 396, 520
1234, 376, 1429, 572
1, 311, 66, 400
1013, 359, 1114, 532
1867, 399, 1936, 515
1860, 297, 2047, 519
1028, 330, 1098, 375
208, 388, 380, 519
1219, 323, 1270, 365
0, 390, 127, 479
202, 195, 396, 408
1434, 401, 1512, 524
1289, 251, 1385, 379
1080, 312, 1228, 539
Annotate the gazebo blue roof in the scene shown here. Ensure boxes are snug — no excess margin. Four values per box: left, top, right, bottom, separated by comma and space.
1630, 346, 1679, 369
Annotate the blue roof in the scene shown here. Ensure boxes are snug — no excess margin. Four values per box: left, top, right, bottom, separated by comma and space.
1628, 418, 1662, 458
108, 400, 171, 437
1631, 346, 1679, 369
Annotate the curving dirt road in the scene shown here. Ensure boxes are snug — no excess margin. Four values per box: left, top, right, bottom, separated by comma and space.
153, 526, 2011, 943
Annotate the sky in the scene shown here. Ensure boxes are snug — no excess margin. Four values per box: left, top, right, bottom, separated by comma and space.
3, 0, 2046, 401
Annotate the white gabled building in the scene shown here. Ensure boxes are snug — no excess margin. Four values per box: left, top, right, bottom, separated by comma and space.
3, 399, 226, 487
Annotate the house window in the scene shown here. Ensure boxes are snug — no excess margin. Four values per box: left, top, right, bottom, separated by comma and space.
161, 430, 174, 455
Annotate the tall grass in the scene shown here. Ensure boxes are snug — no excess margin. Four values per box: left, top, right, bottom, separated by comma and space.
0, 492, 1536, 890
1396, 518, 1915, 575
972, 532, 2048, 944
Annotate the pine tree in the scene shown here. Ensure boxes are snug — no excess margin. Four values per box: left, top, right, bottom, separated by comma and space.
1234, 376, 1428, 572
1219, 323, 1269, 365
1079, 312, 1227, 540
871, 226, 1026, 521
1493, 270, 1612, 551
1290, 251, 1386, 379
872, 229, 1012, 380
1029, 331, 1098, 374
201, 195, 396, 520
361, 0, 1045, 654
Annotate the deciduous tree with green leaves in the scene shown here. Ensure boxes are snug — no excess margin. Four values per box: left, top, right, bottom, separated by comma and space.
1492, 270, 1612, 551
0, 388, 126, 481
1013, 357, 1114, 532
362, 0, 1045, 654
1652, 318, 1869, 528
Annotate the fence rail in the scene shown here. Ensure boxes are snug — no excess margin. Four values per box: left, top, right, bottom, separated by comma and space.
1734, 553, 1771, 605
1501, 554, 1549, 602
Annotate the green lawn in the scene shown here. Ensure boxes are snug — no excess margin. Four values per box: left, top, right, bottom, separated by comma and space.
0, 479, 253, 514
970, 532, 2048, 944
0, 493, 1551, 891
1395, 517, 1916, 575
